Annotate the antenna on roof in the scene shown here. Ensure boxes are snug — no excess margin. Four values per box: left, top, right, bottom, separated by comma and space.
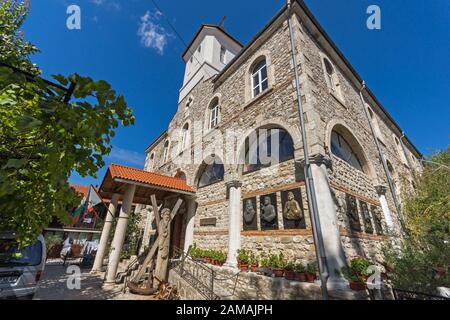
219, 16, 226, 28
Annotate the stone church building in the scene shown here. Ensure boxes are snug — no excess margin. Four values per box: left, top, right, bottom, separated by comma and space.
131, 0, 422, 288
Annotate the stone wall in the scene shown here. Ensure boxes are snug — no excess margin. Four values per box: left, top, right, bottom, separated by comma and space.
139, 7, 421, 270
168, 260, 372, 300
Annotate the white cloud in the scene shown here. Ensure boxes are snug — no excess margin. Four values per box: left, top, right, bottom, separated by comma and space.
137, 10, 169, 55
91, 0, 121, 11
108, 147, 146, 167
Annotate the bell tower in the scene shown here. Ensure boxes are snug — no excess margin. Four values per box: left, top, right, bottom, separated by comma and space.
179, 24, 243, 103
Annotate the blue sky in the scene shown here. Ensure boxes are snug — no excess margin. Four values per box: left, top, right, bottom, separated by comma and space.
22, 0, 449, 186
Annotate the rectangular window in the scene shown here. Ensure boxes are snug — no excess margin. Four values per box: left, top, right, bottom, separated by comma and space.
220, 46, 226, 64
251, 60, 268, 98
210, 105, 219, 128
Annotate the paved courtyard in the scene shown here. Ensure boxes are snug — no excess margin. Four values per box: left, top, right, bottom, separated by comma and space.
34, 260, 155, 300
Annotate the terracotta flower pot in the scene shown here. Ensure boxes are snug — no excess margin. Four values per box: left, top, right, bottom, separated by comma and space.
296, 272, 307, 282
239, 264, 249, 271
251, 265, 258, 272
349, 282, 367, 291
272, 268, 284, 277
306, 273, 316, 283
284, 270, 295, 280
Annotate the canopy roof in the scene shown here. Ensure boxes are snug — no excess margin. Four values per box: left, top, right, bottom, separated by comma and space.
99, 164, 195, 205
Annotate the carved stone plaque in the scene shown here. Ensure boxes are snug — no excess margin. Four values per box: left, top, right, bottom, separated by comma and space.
281, 189, 306, 229
200, 218, 217, 227
259, 193, 278, 230
242, 197, 257, 231
360, 201, 374, 234
346, 194, 361, 232
371, 205, 384, 235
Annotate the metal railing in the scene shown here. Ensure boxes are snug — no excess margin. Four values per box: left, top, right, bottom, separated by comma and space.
169, 246, 220, 300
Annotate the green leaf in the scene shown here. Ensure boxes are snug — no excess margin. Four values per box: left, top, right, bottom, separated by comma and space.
3, 158, 27, 169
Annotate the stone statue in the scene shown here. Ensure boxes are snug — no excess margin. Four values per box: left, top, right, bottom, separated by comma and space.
261, 196, 276, 225
243, 199, 256, 224
283, 192, 303, 220
346, 194, 361, 232
154, 208, 171, 286
371, 205, 384, 235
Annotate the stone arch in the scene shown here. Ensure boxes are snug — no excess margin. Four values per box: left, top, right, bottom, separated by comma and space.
325, 119, 376, 180
235, 120, 299, 176
174, 169, 187, 181
245, 50, 275, 102
193, 154, 226, 188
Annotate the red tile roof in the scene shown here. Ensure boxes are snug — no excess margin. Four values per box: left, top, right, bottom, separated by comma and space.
70, 184, 89, 198
108, 164, 195, 194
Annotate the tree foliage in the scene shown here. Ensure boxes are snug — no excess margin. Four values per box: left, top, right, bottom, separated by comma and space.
0, 0, 135, 245
384, 147, 450, 294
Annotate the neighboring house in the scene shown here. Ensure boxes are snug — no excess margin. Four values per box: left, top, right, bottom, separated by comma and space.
43, 184, 106, 244
103, 1, 423, 287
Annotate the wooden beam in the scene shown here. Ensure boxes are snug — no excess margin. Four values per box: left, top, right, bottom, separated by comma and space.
170, 198, 183, 220
132, 198, 183, 284
151, 194, 160, 229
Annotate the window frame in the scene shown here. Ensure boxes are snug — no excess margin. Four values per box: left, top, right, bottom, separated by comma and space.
243, 128, 295, 174
162, 140, 170, 163
209, 99, 220, 129
251, 59, 269, 98
181, 123, 190, 151
330, 130, 364, 172
197, 160, 225, 188
220, 46, 226, 64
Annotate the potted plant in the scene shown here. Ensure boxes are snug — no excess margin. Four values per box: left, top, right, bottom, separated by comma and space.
237, 249, 250, 271
284, 261, 296, 280
269, 253, 285, 277
306, 262, 318, 282
294, 262, 307, 282
342, 257, 371, 291
249, 252, 259, 272
258, 252, 272, 276
216, 251, 226, 266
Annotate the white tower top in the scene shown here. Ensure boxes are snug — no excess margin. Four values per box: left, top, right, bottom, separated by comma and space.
179, 24, 243, 103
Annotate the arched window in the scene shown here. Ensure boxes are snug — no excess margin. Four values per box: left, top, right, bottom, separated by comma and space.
163, 140, 170, 163
243, 128, 294, 173
367, 106, 384, 142
148, 152, 155, 171
251, 59, 268, 98
331, 130, 363, 172
393, 135, 408, 165
174, 170, 187, 181
208, 97, 220, 129
198, 159, 224, 188
181, 123, 190, 151
323, 57, 342, 99
386, 159, 401, 198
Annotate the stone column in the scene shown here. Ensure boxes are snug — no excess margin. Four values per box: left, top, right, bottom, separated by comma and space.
308, 154, 347, 289
105, 183, 136, 284
92, 193, 119, 273
183, 196, 197, 253
224, 180, 242, 268
375, 185, 394, 231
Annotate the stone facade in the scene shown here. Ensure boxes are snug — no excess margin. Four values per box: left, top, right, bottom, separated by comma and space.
138, 1, 422, 284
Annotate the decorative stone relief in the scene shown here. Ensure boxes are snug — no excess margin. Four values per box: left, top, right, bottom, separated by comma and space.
281, 189, 306, 229
346, 194, 362, 232
242, 197, 258, 230
360, 201, 374, 234
259, 193, 278, 230
370, 205, 384, 235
